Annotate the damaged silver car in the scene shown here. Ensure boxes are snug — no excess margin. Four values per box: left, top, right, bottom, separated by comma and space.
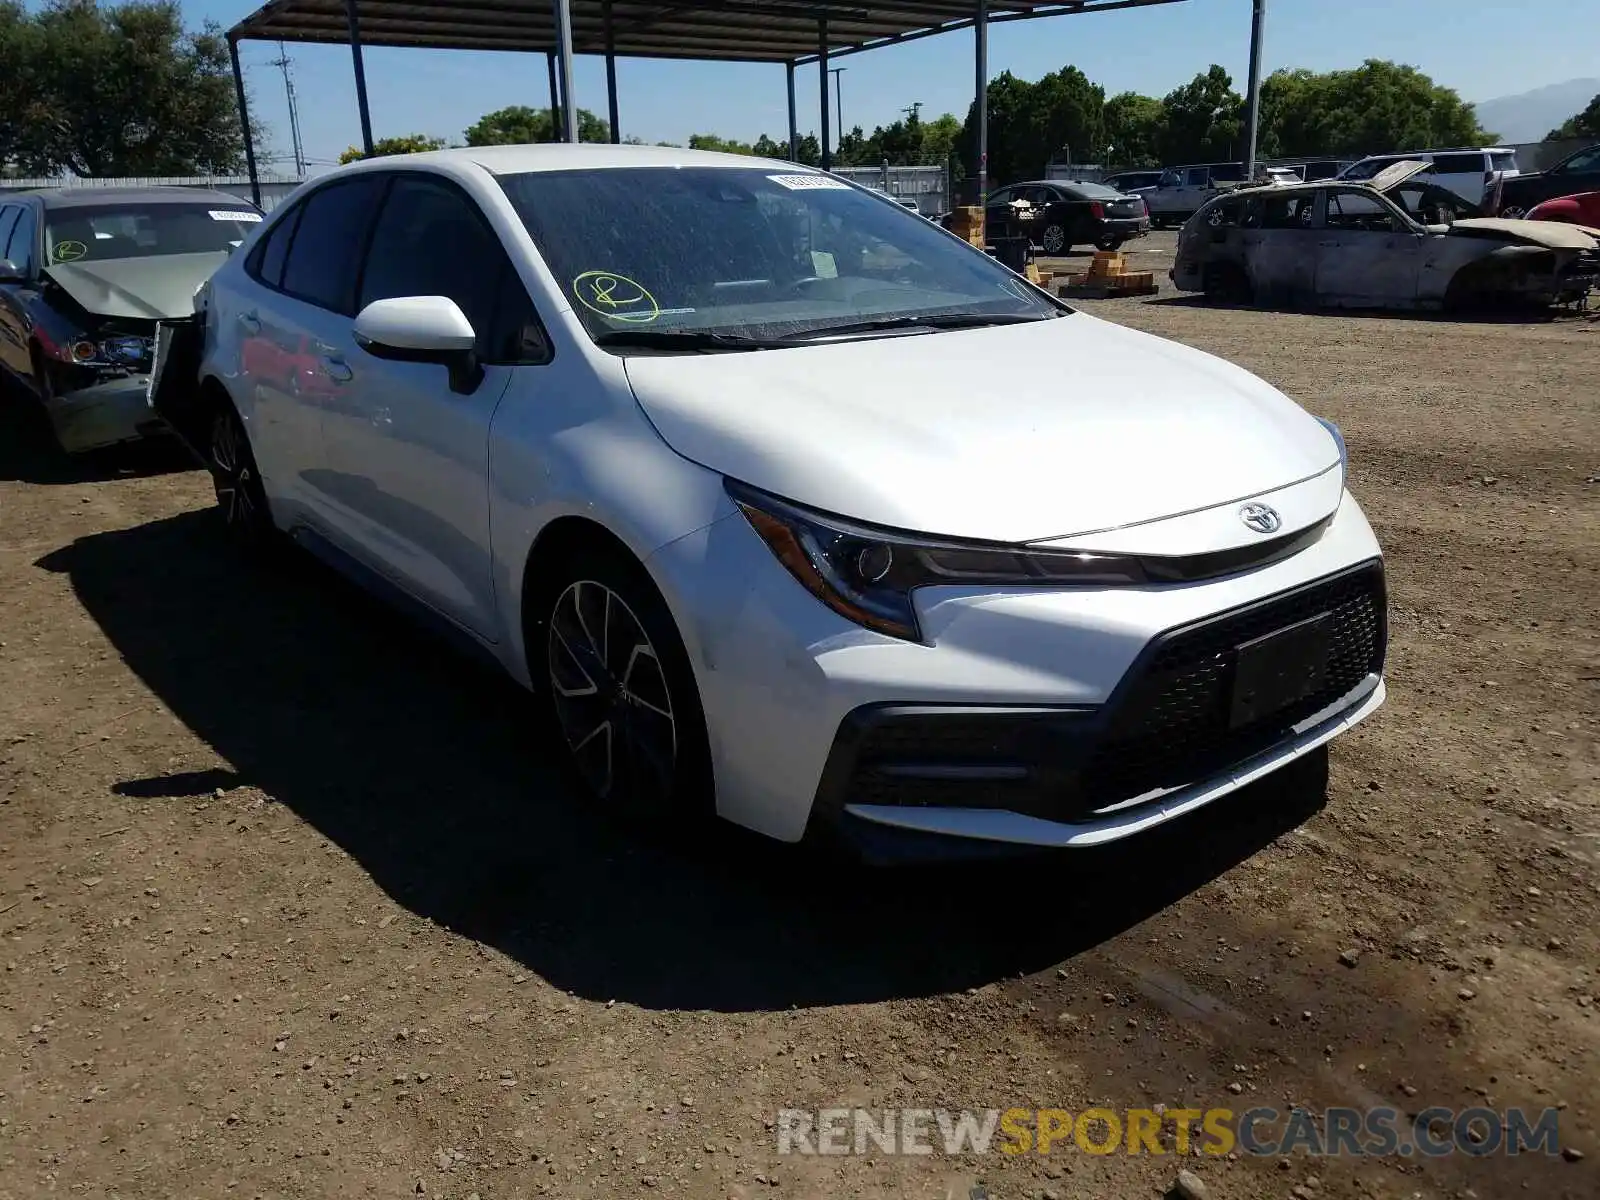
0, 187, 263, 453
1171, 161, 1598, 311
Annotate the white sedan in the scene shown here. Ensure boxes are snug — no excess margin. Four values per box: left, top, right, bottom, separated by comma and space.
173, 144, 1387, 858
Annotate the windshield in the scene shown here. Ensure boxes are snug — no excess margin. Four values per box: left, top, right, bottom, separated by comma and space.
45, 202, 262, 266
497, 167, 1059, 343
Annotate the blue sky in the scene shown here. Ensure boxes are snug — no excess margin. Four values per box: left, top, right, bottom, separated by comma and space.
186, 0, 1593, 171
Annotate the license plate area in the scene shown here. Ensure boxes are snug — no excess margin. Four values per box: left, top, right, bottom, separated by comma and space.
1229, 612, 1332, 729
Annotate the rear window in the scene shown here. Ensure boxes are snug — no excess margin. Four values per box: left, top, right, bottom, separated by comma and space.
1489, 148, 1520, 172
1433, 153, 1485, 174
1066, 183, 1123, 199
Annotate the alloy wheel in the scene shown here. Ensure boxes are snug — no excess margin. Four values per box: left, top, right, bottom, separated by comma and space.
1498, 205, 1526, 219
1040, 224, 1067, 254
547, 579, 678, 809
210, 412, 259, 529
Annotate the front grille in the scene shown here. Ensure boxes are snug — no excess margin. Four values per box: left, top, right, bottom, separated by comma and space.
1077, 561, 1385, 811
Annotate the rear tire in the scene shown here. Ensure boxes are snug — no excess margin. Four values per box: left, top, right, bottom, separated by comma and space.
1497, 204, 1527, 219
531, 542, 713, 833
1038, 223, 1069, 255
207, 400, 275, 552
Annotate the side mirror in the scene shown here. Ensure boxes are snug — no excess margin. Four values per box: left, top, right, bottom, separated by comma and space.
353, 295, 482, 393
0, 259, 27, 284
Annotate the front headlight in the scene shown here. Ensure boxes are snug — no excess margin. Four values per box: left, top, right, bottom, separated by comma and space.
726, 480, 1145, 642
1315, 416, 1348, 488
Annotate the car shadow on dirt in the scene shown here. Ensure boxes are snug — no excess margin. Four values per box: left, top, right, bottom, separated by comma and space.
38, 509, 1331, 1014
0, 386, 194, 484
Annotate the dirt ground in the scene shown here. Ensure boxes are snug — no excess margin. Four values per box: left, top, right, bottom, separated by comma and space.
2, 235, 1596, 1200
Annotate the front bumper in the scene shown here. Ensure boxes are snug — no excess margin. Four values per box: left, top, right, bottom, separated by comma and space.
1098, 217, 1151, 239
46, 373, 169, 454
650, 484, 1387, 848
815, 562, 1384, 851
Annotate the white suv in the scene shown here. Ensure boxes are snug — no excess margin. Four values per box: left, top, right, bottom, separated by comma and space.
1338, 148, 1519, 208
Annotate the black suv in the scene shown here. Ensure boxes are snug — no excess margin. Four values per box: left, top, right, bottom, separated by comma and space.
1497, 143, 1600, 218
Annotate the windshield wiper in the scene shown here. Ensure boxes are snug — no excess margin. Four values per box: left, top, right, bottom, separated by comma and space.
786, 311, 1063, 341
592, 329, 800, 352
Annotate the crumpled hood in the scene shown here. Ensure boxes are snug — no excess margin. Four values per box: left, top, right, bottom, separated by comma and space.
623, 312, 1341, 544
44, 251, 229, 321
1449, 218, 1598, 250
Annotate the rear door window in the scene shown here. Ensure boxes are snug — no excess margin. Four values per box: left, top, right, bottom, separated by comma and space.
279, 176, 387, 314
1432, 153, 1484, 175
1259, 194, 1316, 229
248, 207, 300, 290
1185, 167, 1210, 187
6, 207, 36, 273
0, 206, 19, 265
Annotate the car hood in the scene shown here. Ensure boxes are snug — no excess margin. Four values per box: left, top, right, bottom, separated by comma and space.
1447, 218, 1598, 250
43, 251, 229, 321
622, 313, 1341, 544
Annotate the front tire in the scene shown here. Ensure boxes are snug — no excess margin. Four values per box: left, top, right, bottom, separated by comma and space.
208, 402, 274, 550
536, 545, 712, 830
1038, 223, 1069, 255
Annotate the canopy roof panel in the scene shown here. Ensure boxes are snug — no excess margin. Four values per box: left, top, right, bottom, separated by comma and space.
229, 0, 1185, 65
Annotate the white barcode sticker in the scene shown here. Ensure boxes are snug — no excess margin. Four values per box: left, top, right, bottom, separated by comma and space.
767, 174, 851, 191
209, 210, 263, 223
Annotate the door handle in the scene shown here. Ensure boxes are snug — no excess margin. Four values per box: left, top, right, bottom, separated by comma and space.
320, 355, 353, 384
238, 311, 261, 335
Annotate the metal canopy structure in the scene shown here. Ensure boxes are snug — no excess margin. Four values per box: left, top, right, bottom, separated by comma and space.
227, 0, 1229, 215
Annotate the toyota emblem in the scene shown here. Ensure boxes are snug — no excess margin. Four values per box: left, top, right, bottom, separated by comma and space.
1239, 503, 1283, 534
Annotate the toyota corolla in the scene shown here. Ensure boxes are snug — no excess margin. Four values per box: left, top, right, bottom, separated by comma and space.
156, 145, 1387, 858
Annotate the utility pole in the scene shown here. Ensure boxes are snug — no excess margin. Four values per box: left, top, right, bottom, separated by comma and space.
902, 102, 923, 122
830, 66, 846, 144
268, 41, 306, 177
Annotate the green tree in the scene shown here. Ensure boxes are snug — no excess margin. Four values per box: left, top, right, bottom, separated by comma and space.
687, 132, 754, 154
1160, 65, 1242, 164
9, 0, 254, 176
1259, 60, 1489, 158
338, 134, 446, 164
1031, 65, 1106, 168
1104, 92, 1164, 167
463, 104, 610, 145
1545, 93, 1600, 140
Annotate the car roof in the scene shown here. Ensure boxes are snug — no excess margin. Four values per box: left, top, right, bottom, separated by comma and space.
10, 186, 259, 210
332, 142, 802, 179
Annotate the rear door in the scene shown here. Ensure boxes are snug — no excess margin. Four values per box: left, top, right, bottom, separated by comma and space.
1241, 192, 1319, 302
240, 174, 387, 512
0, 204, 25, 379
1314, 188, 1424, 306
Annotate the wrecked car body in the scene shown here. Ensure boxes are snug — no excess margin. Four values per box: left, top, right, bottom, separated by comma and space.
1171, 161, 1599, 311
0, 187, 262, 453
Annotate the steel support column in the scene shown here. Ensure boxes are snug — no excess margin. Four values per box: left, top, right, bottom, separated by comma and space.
975, 0, 988, 210
786, 62, 798, 161
546, 52, 562, 141
1243, 0, 1267, 179
604, 0, 620, 143
818, 17, 831, 171
554, 0, 578, 142
228, 38, 261, 207
343, 0, 374, 155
